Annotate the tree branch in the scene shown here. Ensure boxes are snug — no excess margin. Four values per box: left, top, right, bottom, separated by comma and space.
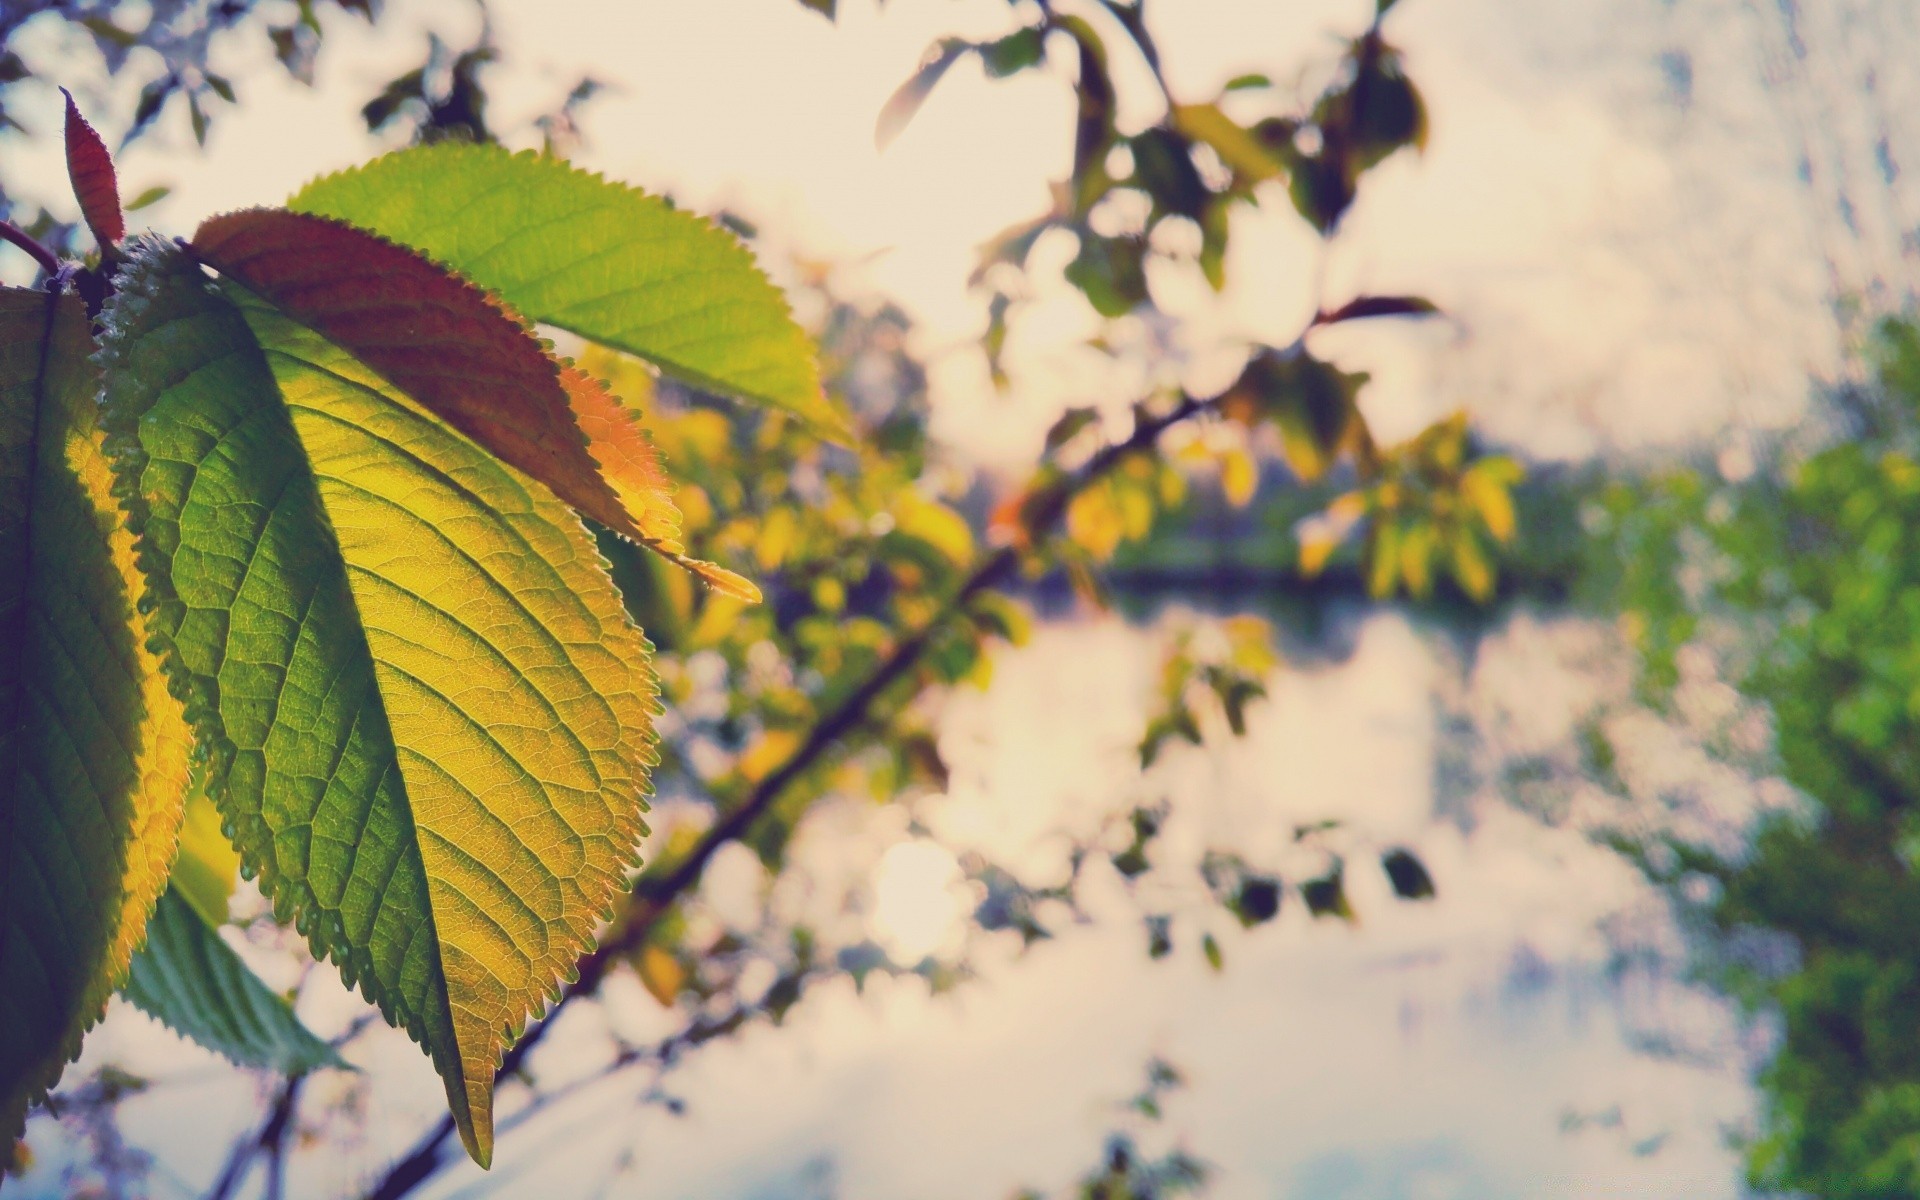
206, 1073, 305, 1200
0, 220, 60, 277
360, 383, 1231, 1200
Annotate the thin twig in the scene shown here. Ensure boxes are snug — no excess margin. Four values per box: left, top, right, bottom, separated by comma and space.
0, 219, 60, 277
206, 1074, 305, 1200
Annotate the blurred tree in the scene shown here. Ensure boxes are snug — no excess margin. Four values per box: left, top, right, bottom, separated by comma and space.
1598, 320, 1920, 1198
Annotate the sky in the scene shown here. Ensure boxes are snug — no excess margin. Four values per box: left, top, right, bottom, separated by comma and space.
5, 0, 1891, 465
3, 0, 1900, 1195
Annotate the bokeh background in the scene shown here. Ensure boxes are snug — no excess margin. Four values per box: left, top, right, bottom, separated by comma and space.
5, 1, 1918, 1197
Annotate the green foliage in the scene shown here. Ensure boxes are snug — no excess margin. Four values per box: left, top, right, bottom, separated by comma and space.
1610, 319, 1920, 1197
122, 778, 340, 1073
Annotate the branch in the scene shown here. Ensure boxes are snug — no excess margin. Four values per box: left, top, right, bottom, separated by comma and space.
360, 383, 1230, 1200
0, 220, 60, 277
206, 1073, 305, 1200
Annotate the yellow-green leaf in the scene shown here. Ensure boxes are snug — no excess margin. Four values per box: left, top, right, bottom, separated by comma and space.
290, 143, 846, 439
99, 242, 657, 1167
0, 289, 191, 1143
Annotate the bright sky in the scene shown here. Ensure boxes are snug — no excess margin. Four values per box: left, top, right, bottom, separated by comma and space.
2, 0, 1891, 1195
3, 0, 1879, 465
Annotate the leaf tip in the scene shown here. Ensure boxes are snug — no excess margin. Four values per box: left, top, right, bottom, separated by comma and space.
62, 87, 125, 247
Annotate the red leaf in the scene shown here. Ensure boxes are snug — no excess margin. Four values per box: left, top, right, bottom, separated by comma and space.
561, 365, 760, 601
191, 209, 735, 591
62, 89, 124, 247
1311, 295, 1439, 327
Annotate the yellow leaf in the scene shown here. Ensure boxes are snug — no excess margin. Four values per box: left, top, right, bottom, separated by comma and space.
172, 781, 241, 928
755, 506, 799, 571
636, 945, 686, 1007
1399, 521, 1436, 598
1461, 468, 1518, 542
893, 491, 975, 565
1367, 520, 1402, 599
1220, 447, 1258, 507
740, 729, 803, 784
1067, 483, 1125, 561
1449, 533, 1495, 602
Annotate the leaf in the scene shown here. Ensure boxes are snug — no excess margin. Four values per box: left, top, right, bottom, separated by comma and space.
1173, 102, 1287, 184
1461, 459, 1520, 542
1312, 295, 1439, 327
979, 27, 1046, 78
1220, 350, 1364, 482
635, 944, 686, 1006
1380, 848, 1435, 900
1447, 532, 1494, 602
1233, 876, 1281, 926
0, 289, 191, 1144
61, 89, 124, 247
1044, 407, 1099, 453
122, 889, 346, 1074
124, 185, 171, 213
877, 39, 970, 148
170, 779, 240, 928
1057, 17, 1117, 208
100, 241, 659, 1167
1301, 867, 1352, 920
289, 144, 842, 438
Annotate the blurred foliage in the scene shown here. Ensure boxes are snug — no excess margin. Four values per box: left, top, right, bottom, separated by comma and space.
1600, 319, 1920, 1198
0, 1, 599, 254
1011, 1060, 1209, 1200
0, 0, 376, 249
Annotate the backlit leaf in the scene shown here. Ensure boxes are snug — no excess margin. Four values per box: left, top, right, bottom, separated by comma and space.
169, 779, 240, 928
0, 289, 191, 1143
289, 144, 842, 437
100, 241, 658, 1167
61, 90, 124, 247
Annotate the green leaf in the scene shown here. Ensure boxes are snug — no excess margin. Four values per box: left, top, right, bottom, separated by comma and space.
979, 27, 1046, 79
124, 774, 343, 1073
124, 185, 171, 213
288, 144, 842, 438
123, 889, 345, 1074
0, 289, 192, 1144
100, 241, 658, 1167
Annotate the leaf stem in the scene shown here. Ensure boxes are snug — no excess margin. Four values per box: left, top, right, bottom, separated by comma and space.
0, 219, 60, 277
